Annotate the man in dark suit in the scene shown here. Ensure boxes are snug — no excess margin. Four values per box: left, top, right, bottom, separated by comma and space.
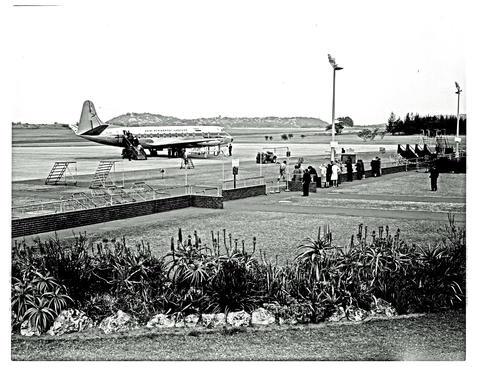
429, 165, 439, 191
355, 160, 363, 180
302, 169, 311, 196
326, 163, 332, 187
346, 159, 353, 181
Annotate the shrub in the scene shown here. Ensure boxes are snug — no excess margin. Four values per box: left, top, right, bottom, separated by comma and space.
11, 268, 72, 332
164, 229, 263, 313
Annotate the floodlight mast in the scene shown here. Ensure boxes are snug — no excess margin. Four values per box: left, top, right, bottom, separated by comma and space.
328, 54, 343, 162
455, 82, 462, 158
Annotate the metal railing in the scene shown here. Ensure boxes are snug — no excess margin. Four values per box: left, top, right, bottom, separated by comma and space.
222, 176, 265, 190
12, 184, 221, 219
265, 178, 287, 194
187, 185, 221, 196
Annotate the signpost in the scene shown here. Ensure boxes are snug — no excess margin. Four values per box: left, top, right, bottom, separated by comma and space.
232, 159, 239, 188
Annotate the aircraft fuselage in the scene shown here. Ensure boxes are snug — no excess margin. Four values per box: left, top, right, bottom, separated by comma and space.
79, 125, 232, 150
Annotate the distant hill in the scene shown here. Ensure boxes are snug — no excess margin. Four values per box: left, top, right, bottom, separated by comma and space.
107, 112, 328, 128
11, 122, 70, 129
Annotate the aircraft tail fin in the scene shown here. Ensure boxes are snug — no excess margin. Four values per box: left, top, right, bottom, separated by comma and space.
77, 100, 109, 135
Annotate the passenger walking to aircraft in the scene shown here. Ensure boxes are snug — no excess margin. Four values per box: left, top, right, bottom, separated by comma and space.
429, 164, 439, 191
330, 161, 340, 187
346, 159, 353, 181
127, 131, 134, 144
302, 169, 311, 196
228, 144, 232, 156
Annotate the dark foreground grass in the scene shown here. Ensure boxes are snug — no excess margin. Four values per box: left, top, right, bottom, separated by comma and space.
11, 310, 465, 361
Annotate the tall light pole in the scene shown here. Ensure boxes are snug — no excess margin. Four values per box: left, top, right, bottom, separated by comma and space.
328, 54, 343, 162
454, 82, 462, 158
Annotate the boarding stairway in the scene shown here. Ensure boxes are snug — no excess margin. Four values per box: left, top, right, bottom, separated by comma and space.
397, 144, 418, 159
89, 161, 117, 189
398, 133, 455, 160
45, 161, 77, 185
180, 157, 195, 169
414, 144, 435, 158
122, 133, 147, 160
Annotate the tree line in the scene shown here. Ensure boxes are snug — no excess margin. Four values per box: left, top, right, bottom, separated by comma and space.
386, 113, 466, 135
325, 116, 354, 134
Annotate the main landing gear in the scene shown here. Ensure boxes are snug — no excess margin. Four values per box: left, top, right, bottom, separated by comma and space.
167, 148, 185, 158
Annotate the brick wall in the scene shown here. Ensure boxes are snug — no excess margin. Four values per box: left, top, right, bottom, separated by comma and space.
287, 181, 317, 192
222, 185, 266, 201
12, 195, 222, 238
190, 195, 223, 209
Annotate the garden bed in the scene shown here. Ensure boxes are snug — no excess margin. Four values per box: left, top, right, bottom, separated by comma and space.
12, 217, 465, 346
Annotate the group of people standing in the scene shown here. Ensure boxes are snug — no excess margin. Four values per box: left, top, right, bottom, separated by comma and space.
281, 154, 441, 196
288, 158, 369, 197
299, 160, 359, 196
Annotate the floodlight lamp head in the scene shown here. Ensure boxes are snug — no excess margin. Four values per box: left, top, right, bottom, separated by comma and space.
455, 81, 462, 93
328, 54, 337, 68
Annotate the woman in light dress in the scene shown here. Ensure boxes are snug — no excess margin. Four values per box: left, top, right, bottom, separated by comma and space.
319, 164, 327, 188
330, 161, 340, 187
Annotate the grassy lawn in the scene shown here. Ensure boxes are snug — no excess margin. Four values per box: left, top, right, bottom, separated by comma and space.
11, 310, 465, 361
335, 171, 466, 198
77, 210, 451, 264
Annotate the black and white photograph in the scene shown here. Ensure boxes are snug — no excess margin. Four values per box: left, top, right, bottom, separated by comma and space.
6, 0, 476, 362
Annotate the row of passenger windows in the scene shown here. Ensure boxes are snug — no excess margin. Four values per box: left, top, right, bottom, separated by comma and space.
140, 132, 206, 138
131, 132, 228, 139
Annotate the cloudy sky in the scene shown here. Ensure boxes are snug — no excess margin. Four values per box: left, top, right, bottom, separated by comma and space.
9, 0, 467, 125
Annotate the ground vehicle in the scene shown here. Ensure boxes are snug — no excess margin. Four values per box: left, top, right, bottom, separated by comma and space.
256, 151, 277, 164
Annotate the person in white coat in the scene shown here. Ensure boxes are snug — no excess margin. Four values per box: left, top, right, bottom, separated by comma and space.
331, 161, 340, 187
319, 164, 327, 188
